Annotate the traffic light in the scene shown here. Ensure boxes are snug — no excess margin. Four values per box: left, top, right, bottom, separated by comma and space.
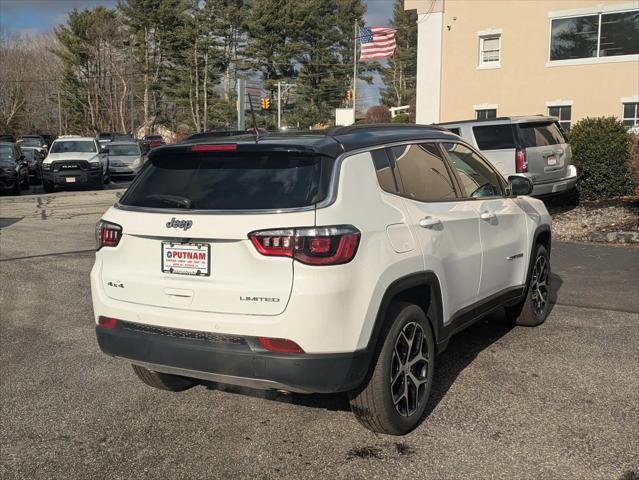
346, 90, 353, 101
261, 97, 270, 110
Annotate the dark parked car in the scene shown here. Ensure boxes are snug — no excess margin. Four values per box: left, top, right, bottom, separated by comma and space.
142, 134, 166, 149
19, 135, 48, 154
0, 143, 29, 195
0, 134, 16, 143
21, 147, 45, 183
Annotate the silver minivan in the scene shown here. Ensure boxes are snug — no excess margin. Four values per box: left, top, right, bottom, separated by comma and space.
437, 116, 577, 196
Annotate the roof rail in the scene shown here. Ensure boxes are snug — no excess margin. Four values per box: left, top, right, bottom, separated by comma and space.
327, 123, 444, 136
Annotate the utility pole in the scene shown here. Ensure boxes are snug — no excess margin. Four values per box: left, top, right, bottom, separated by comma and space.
57, 91, 62, 136
276, 81, 295, 131
237, 79, 246, 131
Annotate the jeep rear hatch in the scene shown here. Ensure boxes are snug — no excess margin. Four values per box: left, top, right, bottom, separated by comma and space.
98, 146, 331, 315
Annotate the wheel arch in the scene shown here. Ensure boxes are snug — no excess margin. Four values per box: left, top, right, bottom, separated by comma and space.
365, 272, 446, 357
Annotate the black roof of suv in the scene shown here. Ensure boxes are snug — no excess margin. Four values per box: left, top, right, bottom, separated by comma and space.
168, 124, 457, 158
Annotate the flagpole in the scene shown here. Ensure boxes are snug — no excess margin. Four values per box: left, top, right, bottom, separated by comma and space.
352, 21, 358, 117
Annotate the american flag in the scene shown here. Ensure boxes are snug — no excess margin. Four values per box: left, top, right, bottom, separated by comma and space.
359, 26, 397, 61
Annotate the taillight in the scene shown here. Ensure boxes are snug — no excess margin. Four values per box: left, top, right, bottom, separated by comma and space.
257, 337, 305, 354
249, 225, 360, 266
97, 316, 118, 329
516, 147, 528, 173
95, 220, 122, 250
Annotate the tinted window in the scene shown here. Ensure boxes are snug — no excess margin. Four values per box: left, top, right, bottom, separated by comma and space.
391, 143, 457, 202
550, 15, 599, 60
600, 11, 639, 57
21, 137, 42, 147
443, 143, 504, 198
371, 149, 399, 193
473, 124, 516, 150
0, 145, 14, 165
517, 122, 566, 147
109, 144, 140, 156
120, 151, 326, 210
447, 127, 460, 136
50, 140, 97, 153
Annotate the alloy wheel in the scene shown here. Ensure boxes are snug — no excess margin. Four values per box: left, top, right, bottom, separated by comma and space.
390, 321, 430, 417
530, 255, 549, 318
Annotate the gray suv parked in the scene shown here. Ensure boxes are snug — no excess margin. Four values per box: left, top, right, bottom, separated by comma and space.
438, 116, 577, 196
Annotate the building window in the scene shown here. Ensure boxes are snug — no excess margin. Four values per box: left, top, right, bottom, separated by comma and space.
550, 9, 639, 61
476, 109, 497, 120
548, 105, 572, 130
623, 102, 639, 127
479, 35, 501, 66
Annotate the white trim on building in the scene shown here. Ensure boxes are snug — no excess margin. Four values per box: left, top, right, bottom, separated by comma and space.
414, 11, 444, 124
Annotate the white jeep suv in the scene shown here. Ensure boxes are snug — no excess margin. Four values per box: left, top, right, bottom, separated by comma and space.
91, 125, 552, 435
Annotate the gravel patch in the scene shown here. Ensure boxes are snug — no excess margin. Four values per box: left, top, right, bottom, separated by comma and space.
547, 197, 639, 243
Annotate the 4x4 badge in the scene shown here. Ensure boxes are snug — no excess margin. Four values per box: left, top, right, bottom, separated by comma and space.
166, 217, 193, 231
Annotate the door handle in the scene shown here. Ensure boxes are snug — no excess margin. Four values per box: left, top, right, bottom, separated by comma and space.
480, 212, 496, 221
419, 217, 442, 229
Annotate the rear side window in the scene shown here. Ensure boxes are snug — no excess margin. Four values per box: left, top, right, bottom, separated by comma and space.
517, 121, 566, 147
447, 127, 460, 136
473, 124, 516, 150
120, 151, 328, 210
371, 149, 399, 193
390, 143, 457, 202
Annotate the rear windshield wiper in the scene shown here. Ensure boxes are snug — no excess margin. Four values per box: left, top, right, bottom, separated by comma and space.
145, 194, 193, 209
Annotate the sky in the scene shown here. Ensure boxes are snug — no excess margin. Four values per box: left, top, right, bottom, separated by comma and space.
0, 0, 395, 106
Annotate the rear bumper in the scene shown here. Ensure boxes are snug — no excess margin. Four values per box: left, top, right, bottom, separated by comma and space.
531, 165, 578, 197
96, 322, 370, 393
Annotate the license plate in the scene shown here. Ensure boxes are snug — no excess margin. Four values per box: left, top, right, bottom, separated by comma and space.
162, 242, 210, 276
547, 155, 557, 166
552, 182, 567, 193
65, 177, 76, 183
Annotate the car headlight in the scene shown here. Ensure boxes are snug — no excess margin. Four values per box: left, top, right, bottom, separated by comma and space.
42, 163, 51, 171
131, 157, 142, 169
90, 160, 101, 169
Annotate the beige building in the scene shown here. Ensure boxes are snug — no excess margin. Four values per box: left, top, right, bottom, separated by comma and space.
405, 0, 639, 128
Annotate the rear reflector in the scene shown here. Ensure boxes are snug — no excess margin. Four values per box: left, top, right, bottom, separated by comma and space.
191, 144, 237, 152
257, 337, 305, 354
249, 225, 360, 266
97, 316, 118, 330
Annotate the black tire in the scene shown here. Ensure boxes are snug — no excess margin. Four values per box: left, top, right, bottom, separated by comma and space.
506, 244, 551, 327
131, 364, 198, 392
12, 178, 21, 195
43, 181, 54, 193
349, 302, 435, 435
21, 173, 30, 190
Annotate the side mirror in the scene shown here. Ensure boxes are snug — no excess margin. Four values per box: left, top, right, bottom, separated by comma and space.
508, 175, 533, 196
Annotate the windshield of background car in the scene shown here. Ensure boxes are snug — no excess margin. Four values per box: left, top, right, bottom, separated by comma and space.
21, 138, 42, 147
50, 140, 97, 154
517, 121, 566, 147
0, 145, 15, 165
120, 151, 328, 210
23, 149, 36, 161
109, 144, 140, 156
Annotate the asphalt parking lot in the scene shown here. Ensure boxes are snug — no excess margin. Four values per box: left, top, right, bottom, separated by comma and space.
1, 189, 638, 480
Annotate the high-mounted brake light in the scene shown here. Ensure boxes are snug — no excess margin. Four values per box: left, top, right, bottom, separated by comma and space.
96, 220, 122, 250
516, 147, 528, 173
249, 225, 360, 266
191, 144, 237, 152
257, 337, 305, 354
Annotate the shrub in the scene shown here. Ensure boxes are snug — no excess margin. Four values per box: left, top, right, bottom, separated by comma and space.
365, 105, 392, 124
568, 116, 633, 200
391, 113, 410, 123
629, 134, 639, 196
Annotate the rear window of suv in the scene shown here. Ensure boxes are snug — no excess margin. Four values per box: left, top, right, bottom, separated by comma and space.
472, 124, 516, 150
120, 151, 328, 210
517, 121, 566, 147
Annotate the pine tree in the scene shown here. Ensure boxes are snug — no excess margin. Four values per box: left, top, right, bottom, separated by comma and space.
379, 0, 417, 108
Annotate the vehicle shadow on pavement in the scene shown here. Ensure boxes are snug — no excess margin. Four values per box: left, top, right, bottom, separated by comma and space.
202, 275, 564, 416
